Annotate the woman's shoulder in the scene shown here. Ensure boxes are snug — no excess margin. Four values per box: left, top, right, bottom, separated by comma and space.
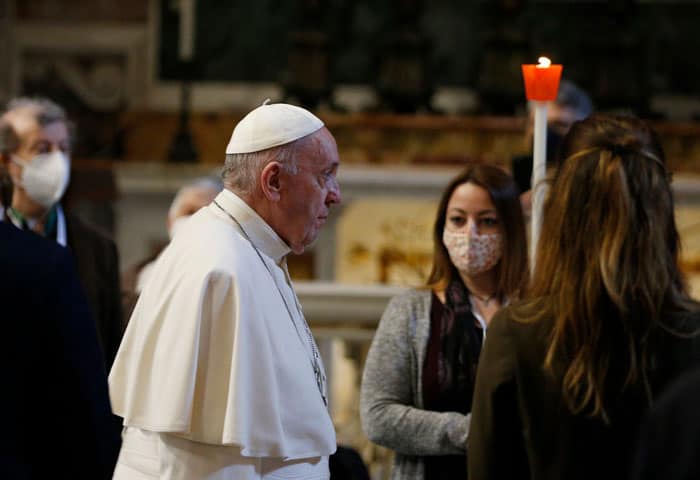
474, 302, 556, 384
488, 300, 554, 351
492, 298, 545, 327
378, 288, 433, 335
390, 288, 432, 305
383, 288, 432, 319
661, 301, 700, 335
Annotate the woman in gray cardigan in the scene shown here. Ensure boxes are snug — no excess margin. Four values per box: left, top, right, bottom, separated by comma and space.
360, 165, 528, 479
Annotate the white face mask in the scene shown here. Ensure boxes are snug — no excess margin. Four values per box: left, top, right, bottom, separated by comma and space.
11, 151, 71, 209
443, 227, 503, 276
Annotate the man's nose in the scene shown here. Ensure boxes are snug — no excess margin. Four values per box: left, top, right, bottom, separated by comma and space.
327, 178, 341, 205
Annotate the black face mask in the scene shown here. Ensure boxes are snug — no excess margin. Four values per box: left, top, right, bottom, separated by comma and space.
511, 126, 566, 193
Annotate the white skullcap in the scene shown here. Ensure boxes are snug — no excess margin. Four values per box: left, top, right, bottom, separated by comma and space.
225, 100, 324, 154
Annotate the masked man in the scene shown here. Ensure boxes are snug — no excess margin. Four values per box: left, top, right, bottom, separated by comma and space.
0, 97, 123, 371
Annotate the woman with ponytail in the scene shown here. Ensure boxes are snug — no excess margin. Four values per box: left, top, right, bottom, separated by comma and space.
469, 114, 700, 480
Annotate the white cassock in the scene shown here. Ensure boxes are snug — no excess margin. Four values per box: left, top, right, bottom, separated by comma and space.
109, 189, 336, 479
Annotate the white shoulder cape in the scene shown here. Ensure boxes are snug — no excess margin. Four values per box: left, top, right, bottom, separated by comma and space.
109, 202, 336, 459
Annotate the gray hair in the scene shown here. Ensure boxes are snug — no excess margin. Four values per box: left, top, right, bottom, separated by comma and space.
221, 137, 306, 195
5, 97, 67, 126
0, 97, 69, 207
168, 176, 223, 220
0, 97, 70, 154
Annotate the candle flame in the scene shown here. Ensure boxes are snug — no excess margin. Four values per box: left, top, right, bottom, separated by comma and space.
537, 57, 551, 68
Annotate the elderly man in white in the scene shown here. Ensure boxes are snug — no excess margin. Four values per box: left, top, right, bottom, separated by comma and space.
109, 102, 341, 479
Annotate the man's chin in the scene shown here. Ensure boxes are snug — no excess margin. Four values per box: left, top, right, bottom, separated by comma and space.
289, 233, 320, 255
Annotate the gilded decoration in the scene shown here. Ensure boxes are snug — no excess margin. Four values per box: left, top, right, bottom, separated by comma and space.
337, 198, 438, 287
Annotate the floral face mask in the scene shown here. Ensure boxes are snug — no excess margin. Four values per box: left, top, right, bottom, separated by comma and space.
442, 226, 503, 276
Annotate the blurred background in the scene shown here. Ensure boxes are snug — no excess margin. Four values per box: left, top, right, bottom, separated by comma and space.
4, 1, 700, 477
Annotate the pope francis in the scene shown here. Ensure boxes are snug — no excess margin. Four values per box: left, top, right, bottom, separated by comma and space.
109, 102, 341, 479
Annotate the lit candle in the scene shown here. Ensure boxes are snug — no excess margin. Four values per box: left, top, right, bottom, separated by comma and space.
521, 57, 562, 102
179, 0, 196, 61
521, 56, 563, 267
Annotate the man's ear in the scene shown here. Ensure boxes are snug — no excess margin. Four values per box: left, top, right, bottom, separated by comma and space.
260, 161, 282, 202
0, 152, 13, 209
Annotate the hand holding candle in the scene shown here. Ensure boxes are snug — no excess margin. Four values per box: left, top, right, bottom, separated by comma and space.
522, 56, 563, 268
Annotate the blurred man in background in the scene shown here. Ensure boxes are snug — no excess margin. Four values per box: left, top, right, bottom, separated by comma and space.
120, 176, 222, 320
511, 80, 593, 215
0, 97, 123, 371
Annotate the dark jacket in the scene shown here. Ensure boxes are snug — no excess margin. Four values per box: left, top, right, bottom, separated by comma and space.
468, 303, 700, 480
0, 222, 120, 478
632, 367, 700, 480
65, 213, 123, 370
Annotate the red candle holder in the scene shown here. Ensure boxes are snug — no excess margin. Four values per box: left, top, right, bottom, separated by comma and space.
521, 60, 563, 101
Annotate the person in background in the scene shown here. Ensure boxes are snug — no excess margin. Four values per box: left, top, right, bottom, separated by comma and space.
166, 177, 224, 239
360, 165, 528, 480
0, 97, 123, 371
512, 80, 593, 215
469, 114, 700, 480
120, 176, 222, 320
109, 102, 341, 479
0, 221, 120, 478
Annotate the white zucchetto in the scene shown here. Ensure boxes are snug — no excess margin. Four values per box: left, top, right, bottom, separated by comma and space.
225, 100, 324, 154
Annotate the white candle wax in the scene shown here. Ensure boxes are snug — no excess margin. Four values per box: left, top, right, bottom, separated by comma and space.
530, 100, 548, 267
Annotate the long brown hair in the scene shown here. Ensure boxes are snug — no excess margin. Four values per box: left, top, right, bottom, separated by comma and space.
427, 164, 528, 299
524, 114, 695, 421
